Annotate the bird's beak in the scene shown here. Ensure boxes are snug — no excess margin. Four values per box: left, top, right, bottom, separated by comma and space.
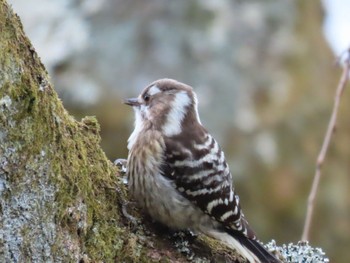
124, 97, 141, 107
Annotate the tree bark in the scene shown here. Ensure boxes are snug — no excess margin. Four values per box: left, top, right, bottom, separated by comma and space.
0, 1, 242, 262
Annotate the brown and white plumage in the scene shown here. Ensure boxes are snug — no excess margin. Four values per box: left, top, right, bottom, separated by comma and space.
125, 79, 280, 263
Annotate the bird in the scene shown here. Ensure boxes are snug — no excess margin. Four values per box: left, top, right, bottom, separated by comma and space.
124, 78, 280, 263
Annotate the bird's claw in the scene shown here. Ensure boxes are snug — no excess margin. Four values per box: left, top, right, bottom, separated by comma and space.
114, 158, 127, 175
121, 201, 140, 229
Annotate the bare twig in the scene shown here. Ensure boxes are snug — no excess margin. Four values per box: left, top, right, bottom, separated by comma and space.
301, 49, 350, 241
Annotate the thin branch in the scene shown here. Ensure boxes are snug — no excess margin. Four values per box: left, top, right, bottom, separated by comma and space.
301, 49, 350, 241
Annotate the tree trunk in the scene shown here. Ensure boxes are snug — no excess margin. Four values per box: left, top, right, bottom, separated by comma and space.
0, 1, 243, 262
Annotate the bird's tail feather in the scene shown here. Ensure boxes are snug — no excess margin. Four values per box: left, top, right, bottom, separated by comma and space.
234, 234, 280, 263
206, 229, 280, 263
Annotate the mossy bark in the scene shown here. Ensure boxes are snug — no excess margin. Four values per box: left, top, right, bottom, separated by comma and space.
0, 1, 243, 262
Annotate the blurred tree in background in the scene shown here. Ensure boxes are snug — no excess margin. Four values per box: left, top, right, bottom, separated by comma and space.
9, 0, 349, 261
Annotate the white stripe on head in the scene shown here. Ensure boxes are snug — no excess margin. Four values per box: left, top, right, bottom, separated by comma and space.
193, 93, 201, 124
163, 91, 191, 137
148, 85, 161, 96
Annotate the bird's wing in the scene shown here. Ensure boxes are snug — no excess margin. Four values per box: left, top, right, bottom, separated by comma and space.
162, 131, 256, 239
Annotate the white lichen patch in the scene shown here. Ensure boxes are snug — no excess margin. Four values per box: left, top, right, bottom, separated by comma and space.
0, 94, 18, 129
39, 84, 46, 91
0, 177, 7, 193
265, 240, 329, 263
66, 199, 88, 236
0, 145, 58, 262
38, 77, 50, 92
0, 130, 7, 141
0, 95, 12, 108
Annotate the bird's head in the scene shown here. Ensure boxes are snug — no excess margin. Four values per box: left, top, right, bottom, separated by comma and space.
124, 78, 201, 137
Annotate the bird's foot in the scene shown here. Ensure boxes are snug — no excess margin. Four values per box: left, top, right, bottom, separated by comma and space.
114, 158, 127, 174
121, 200, 140, 230
114, 158, 128, 185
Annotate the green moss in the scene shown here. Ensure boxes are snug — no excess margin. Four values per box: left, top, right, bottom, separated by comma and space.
197, 235, 243, 262
49, 112, 130, 260
0, 1, 131, 260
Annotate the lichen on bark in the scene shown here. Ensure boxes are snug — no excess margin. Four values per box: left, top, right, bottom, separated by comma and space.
0, 1, 127, 261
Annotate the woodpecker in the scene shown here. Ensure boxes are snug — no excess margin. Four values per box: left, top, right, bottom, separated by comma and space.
124, 78, 280, 263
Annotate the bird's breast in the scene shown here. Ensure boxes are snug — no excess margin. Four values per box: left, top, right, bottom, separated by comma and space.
127, 130, 165, 196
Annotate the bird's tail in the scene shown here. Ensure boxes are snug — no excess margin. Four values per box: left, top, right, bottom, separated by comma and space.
233, 234, 280, 263
206, 229, 280, 263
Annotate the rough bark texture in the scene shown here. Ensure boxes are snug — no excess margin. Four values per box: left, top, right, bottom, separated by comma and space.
0, 1, 244, 262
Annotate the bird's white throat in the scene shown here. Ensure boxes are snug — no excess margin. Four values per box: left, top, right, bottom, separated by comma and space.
127, 107, 143, 150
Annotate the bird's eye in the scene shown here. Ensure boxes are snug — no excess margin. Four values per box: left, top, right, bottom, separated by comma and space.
143, 94, 150, 102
